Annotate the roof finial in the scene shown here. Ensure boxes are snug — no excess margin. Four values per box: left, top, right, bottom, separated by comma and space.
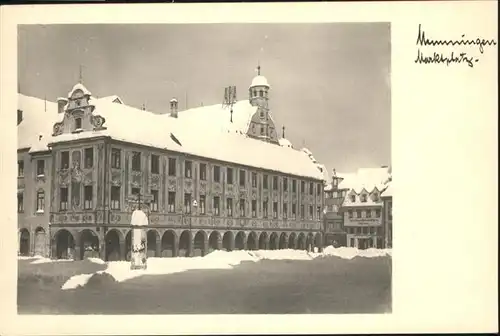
282, 125, 285, 138
257, 61, 261, 76
141, 102, 146, 111
78, 65, 83, 84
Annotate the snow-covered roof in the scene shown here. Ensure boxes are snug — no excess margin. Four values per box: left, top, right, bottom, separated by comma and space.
337, 167, 390, 193
99, 95, 123, 104
20, 93, 324, 180
67, 83, 91, 98
250, 75, 270, 88
381, 183, 393, 197
17, 94, 60, 151
335, 167, 391, 207
169, 100, 258, 135
279, 137, 293, 148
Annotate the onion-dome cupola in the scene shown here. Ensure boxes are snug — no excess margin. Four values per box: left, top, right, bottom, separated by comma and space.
248, 64, 270, 108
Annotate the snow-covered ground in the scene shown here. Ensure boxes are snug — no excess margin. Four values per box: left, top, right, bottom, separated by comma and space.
56, 246, 391, 291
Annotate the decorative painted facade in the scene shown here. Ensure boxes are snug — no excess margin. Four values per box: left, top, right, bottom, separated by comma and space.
17, 71, 326, 260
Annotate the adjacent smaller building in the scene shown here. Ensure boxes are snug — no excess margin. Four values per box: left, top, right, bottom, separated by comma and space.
381, 182, 393, 248
336, 166, 391, 249
323, 169, 349, 247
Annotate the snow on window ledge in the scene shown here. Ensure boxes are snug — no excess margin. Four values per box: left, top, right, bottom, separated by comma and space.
35, 210, 45, 214
72, 128, 83, 134
37, 174, 45, 178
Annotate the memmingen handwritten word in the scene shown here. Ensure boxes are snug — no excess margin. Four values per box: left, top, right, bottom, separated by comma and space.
415, 24, 497, 68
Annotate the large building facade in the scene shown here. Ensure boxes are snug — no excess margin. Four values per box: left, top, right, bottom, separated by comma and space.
323, 169, 348, 247
17, 71, 326, 260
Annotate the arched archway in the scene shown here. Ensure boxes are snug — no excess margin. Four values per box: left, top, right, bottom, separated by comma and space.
278, 232, 288, 249
19, 229, 30, 256
34, 227, 46, 257
193, 231, 207, 256
258, 232, 268, 250
288, 232, 297, 249
247, 232, 258, 250
222, 231, 234, 251
208, 231, 220, 253
55, 229, 75, 259
234, 231, 246, 250
147, 230, 160, 257
125, 230, 132, 261
161, 230, 177, 257
179, 230, 192, 257
269, 232, 278, 250
80, 229, 99, 260
306, 233, 314, 252
314, 232, 323, 252
297, 233, 306, 250
105, 229, 122, 261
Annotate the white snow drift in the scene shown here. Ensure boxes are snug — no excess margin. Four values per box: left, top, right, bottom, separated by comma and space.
59, 247, 391, 291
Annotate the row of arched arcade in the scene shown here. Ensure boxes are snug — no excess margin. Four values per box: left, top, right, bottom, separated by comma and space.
18, 227, 48, 257
50, 228, 324, 261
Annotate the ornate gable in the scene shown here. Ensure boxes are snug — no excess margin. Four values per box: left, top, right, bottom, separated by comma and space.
52, 83, 106, 137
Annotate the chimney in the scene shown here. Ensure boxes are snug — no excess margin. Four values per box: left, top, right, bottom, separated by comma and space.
57, 97, 68, 114
170, 98, 178, 118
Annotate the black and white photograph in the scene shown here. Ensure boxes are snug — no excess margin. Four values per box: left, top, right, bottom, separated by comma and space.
1, 2, 497, 335
16, 23, 392, 315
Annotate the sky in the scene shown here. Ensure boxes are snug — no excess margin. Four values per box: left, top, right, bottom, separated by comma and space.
18, 23, 391, 174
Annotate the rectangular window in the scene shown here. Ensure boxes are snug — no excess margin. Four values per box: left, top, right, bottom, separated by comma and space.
84, 185, 92, 210
263, 200, 268, 218
168, 192, 176, 213
273, 202, 278, 218
84, 148, 93, 168
36, 190, 45, 212
348, 210, 353, 218
60, 187, 68, 211
151, 154, 160, 174
226, 198, 233, 217
184, 193, 192, 213
185, 160, 192, 178
263, 175, 268, 189
367, 210, 372, 218
309, 205, 313, 219
227, 168, 233, 185
18, 193, 24, 212
300, 205, 305, 219
292, 180, 297, 193
132, 152, 141, 171
317, 183, 322, 196
273, 176, 278, 190
283, 203, 288, 219
37, 159, 45, 176
75, 117, 82, 130
18, 160, 24, 177
132, 187, 140, 196
350, 238, 355, 247
213, 196, 220, 216
111, 148, 121, 169
239, 199, 245, 217
301, 181, 305, 193
375, 209, 381, 218
239, 170, 246, 187
389, 201, 393, 220
213, 165, 220, 183
251, 172, 257, 188
251, 200, 257, 217
199, 195, 206, 214
292, 203, 297, 219
357, 210, 362, 218
199, 163, 207, 180
151, 190, 159, 212
61, 151, 69, 169
111, 186, 120, 210
283, 177, 288, 192
309, 182, 314, 195
317, 206, 321, 220
168, 158, 176, 176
